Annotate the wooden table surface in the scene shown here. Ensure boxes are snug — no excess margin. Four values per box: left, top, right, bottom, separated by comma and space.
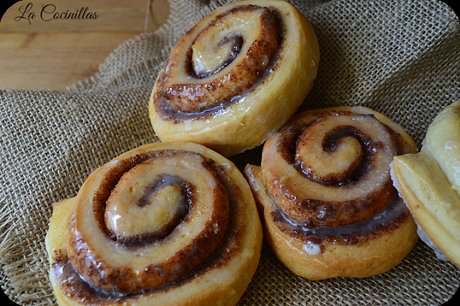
0, 32, 143, 91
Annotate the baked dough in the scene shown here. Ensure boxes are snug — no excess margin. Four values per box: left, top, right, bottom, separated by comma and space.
149, 0, 319, 157
245, 106, 418, 280
45, 142, 263, 306
391, 100, 460, 267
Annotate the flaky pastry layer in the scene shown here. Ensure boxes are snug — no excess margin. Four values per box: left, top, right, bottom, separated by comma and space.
391, 100, 460, 267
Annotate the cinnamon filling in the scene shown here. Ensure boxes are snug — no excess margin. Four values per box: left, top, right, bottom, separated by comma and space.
190, 34, 244, 79
66, 150, 235, 295
271, 195, 409, 247
153, 5, 285, 122
105, 174, 192, 244
295, 125, 372, 186
53, 208, 243, 305
264, 112, 403, 229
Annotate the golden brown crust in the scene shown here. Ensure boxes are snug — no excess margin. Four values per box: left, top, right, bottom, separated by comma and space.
46, 142, 263, 306
391, 100, 460, 268
244, 106, 418, 280
149, 0, 320, 157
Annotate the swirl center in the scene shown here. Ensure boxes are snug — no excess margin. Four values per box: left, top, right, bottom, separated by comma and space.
192, 33, 243, 78
264, 112, 400, 228
105, 165, 190, 242
67, 150, 232, 294
160, 5, 282, 114
295, 119, 368, 185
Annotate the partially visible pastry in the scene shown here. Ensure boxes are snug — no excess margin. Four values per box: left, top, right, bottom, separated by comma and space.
244, 106, 418, 280
45, 142, 263, 306
149, 0, 319, 157
391, 100, 460, 267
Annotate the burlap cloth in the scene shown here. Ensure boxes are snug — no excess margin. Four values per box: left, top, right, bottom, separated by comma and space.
1, 0, 459, 304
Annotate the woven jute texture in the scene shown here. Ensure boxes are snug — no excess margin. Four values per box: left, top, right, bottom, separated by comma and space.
1, 0, 459, 305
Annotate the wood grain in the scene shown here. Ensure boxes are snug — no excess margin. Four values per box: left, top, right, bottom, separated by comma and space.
0, 32, 142, 90
0, 0, 170, 90
0, 0, 169, 33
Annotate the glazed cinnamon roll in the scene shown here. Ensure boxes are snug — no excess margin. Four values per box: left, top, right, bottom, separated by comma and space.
149, 0, 319, 157
45, 142, 263, 306
244, 106, 418, 280
392, 101, 460, 268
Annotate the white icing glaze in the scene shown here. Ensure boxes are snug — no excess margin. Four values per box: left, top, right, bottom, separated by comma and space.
302, 241, 321, 255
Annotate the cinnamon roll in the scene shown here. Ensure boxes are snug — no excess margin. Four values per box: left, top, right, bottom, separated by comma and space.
45, 142, 263, 306
391, 101, 460, 267
149, 0, 320, 157
244, 106, 418, 280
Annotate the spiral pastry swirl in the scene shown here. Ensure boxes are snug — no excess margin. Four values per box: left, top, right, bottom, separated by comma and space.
244, 106, 418, 280
45, 142, 262, 306
149, 0, 320, 157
